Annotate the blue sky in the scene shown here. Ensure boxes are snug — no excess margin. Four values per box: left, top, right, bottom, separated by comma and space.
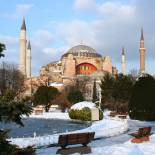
0, 0, 155, 76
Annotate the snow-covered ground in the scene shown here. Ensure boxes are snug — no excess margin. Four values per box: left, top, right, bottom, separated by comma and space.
36, 117, 155, 155
37, 134, 155, 155
10, 109, 155, 155
10, 111, 128, 148
89, 136, 155, 155
29, 111, 70, 120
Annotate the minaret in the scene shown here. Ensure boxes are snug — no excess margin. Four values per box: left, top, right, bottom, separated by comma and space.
19, 18, 27, 76
121, 47, 126, 75
139, 28, 145, 74
26, 41, 31, 78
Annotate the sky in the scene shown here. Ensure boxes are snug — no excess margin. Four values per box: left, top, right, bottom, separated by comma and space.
0, 0, 155, 76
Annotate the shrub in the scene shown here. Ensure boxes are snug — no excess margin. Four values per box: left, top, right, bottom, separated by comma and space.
69, 107, 103, 121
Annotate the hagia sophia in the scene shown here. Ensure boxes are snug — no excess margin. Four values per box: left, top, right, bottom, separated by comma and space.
19, 19, 145, 100
40, 44, 117, 83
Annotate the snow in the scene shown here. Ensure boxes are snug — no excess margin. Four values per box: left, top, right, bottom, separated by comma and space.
29, 111, 70, 120
10, 114, 128, 148
36, 134, 155, 155
128, 145, 145, 155
70, 101, 96, 110
14, 110, 155, 155
34, 114, 155, 155
80, 118, 128, 139
87, 136, 155, 155
49, 82, 64, 87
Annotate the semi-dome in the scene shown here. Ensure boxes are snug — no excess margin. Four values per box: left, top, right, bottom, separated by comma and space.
62, 44, 102, 58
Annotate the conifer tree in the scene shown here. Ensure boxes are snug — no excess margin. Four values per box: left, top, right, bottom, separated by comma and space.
92, 79, 98, 103
129, 74, 155, 120
0, 43, 35, 155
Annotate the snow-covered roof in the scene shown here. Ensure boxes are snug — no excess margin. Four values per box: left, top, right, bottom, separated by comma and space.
70, 101, 96, 110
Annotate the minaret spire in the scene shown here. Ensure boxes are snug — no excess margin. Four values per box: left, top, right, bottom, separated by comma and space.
140, 28, 144, 41
139, 28, 145, 74
19, 17, 27, 76
122, 46, 125, 55
27, 40, 31, 50
21, 17, 26, 30
121, 46, 126, 75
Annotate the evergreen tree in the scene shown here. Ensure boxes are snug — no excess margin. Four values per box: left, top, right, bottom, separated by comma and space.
129, 74, 155, 121
67, 89, 84, 104
92, 79, 98, 103
100, 73, 114, 110
33, 85, 59, 112
0, 43, 35, 155
112, 74, 134, 112
100, 73, 134, 112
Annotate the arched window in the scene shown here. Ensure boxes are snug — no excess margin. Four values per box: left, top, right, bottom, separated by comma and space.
76, 63, 97, 75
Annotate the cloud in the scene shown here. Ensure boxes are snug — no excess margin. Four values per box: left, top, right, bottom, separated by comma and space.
0, 4, 33, 19
73, 0, 97, 12
53, 0, 155, 74
0, 35, 19, 64
98, 1, 135, 19
16, 4, 33, 17
32, 30, 53, 48
57, 20, 96, 47
1, 0, 155, 75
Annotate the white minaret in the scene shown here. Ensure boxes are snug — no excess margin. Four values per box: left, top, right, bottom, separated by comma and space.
26, 40, 31, 78
19, 18, 27, 76
121, 47, 126, 75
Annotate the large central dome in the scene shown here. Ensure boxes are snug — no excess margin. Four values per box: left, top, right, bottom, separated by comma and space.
62, 44, 102, 58
68, 45, 96, 53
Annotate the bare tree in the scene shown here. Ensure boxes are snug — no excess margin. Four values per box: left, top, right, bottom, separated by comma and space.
0, 62, 25, 96
129, 68, 139, 79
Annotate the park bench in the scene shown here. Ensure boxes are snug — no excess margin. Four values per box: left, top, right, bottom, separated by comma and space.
109, 112, 117, 117
33, 105, 44, 115
117, 115, 127, 119
58, 132, 95, 148
130, 127, 152, 138
129, 127, 152, 143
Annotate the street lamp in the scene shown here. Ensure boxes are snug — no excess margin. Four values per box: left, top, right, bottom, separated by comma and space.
98, 87, 102, 109
95, 87, 102, 109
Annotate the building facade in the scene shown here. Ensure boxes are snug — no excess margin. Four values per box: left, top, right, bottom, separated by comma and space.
40, 44, 116, 85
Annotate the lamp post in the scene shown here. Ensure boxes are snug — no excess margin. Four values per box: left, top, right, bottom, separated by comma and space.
98, 87, 102, 109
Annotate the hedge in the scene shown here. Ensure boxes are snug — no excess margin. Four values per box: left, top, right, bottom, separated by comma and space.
69, 107, 103, 121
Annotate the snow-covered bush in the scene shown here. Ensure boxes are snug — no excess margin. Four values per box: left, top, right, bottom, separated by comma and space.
69, 101, 103, 121
69, 107, 103, 121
